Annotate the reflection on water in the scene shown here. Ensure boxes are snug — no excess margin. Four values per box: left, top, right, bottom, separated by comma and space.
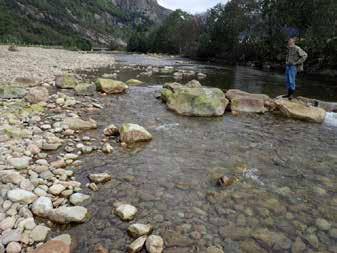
69, 53, 337, 253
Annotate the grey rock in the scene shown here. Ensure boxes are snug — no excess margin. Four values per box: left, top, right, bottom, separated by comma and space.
7, 189, 37, 204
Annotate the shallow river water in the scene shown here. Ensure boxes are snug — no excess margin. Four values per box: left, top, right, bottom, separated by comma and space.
64, 53, 337, 253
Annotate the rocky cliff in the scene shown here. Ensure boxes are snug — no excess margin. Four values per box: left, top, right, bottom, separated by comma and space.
0, 0, 171, 47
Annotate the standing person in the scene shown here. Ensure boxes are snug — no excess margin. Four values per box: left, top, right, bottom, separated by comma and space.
284, 37, 308, 100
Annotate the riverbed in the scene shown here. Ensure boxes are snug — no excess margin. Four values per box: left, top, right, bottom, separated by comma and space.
61, 53, 337, 252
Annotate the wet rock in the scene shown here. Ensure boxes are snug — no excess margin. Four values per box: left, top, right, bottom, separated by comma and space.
0, 170, 24, 185
128, 224, 153, 238
89, 173, 112, 183
25, 87, 49, 104
185, 79, 202, 88
47, 206, 88, 224
315, 218, 331, 231
88, 183, 99, 191
252, 228, 291, 250
102, 143, 113, 153
69, 193, 91, 206
275, 99, 326, 123
32, 240, 70, 253
0, 85, 27, 99
32, 197, 53, 218
297, 96, 337, 112
126, 79, 144, 86
5, 242, 21, 253
291, 237, 306, 253
197, 72, 207, 79
55, 74, 78, 89
115, 204, 138, 221
96, 78, 128, 94
63, 117, 97, 130
163, 231, 193, 247
74, 83, 96, 96
7, 156, 31, 170
103, 124, 119, 136
146, 235, 164, 253
160, 66, 175, 74
128, 235, 147, 253
120, 123, 152, 144
30, 224, 50, 242
7, 189, 37, 204
206, 246, 224, 253
161, 86, 229, 116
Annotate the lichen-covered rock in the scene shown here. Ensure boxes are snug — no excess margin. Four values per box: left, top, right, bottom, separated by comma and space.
55, 74, 78, 89
74, 83, 96, 96
161, 86, 228, 116
63, 117, 97, 130
275, 99, 326, 123
96, 78, 128, 94
120, 123, 152, 144
25, 87, 49, 104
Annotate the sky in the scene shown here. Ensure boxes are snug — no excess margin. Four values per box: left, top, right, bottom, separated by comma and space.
158, 0, 228, 14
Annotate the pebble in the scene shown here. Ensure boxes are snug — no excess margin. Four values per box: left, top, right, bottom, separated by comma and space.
145, 235, 164, 253
49, 184, 66, 195
30, 224, 51, 242
128, 224, 153, 238
128, 236, 147, 253
115, 204, 138, 221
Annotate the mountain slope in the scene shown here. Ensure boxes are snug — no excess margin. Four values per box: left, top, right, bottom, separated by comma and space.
0, 0, 170, 48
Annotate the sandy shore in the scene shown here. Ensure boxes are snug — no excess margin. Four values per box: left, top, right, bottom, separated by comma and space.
0, 46, 115, 84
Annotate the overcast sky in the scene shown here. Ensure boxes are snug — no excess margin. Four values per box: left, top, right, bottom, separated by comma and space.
158, 0, 228, 14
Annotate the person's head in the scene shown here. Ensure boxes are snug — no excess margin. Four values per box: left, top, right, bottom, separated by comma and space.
288, 37, 297, 47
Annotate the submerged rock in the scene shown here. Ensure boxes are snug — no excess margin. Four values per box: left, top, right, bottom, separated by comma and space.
146, 235, 164, 253
55, 74, 78, 89
128, 224, 153, 238
63, 117, 97, 130
207, 246, 224, 253
161, 86, 228, 116
120, 123, 152, 144
275, 99, 326, 123
96, 78, 128, 94
89, 173, 112, 183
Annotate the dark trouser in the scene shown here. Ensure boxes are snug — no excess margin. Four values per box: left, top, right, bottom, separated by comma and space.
286, 64, 297, 96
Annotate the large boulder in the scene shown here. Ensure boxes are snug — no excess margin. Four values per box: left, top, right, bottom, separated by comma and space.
96, 78, 128, 94
25, 87, 49, 104
120, 124, 152, 144
0, 86, 27, 99
55, 74, 78, 89
47, 206, 89, 224
161, 86, 228, 116
63, 117, 97, 130
225, 89, 272, 113
275, 99, 326, 123
297, 96, 337, 112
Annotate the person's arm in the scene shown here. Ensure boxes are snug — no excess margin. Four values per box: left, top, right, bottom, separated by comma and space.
295, 47, 308, 65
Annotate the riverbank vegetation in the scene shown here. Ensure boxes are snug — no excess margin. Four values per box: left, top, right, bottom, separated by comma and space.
127, 0, 337, 72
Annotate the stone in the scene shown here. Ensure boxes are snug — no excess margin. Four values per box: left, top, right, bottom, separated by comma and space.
52, 234, 72, 246
0, 86, 27, 99
32, 197, 53, 218
126, 79, 144, 86
0, 170, 24, 185
5, 242, 21, 253
8, 156, 31, 170
161, 86, 229, 116
30, 225, 50, 242
0, 217, 16, 231
128, 236, 147, 253
32, 240, 70, 253
128, 224, 153, 238
49, 184, 66, 195
291, 237, 306, 253
185, 79, 202, 88
74, 83, 96, 96
197, 73, 207, 79
55, 74, 78, 89
252, 228, 291, 250
18, 218, 36, 230
47, 206, 88, 224
103, 124, 119, 136
0, 229, 21, 245
146, 235, 164, 253
207, 246, 224, 253
102, 143, 113, 153
88, 173, 112, 183
96, 78, 128, 94
7, 189, 37, 204
275, 99, 326, 123
69, 193, 91, 206
115, 204, 138, 221
63, 117, 97, 130
315, 218, 331, 231
120, 123, 152, 144
297, 96, 337, 112
25, 87, 49, 104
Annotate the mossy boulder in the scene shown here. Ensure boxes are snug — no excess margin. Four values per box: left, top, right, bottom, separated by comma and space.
0, 85, 27, 99
55, 74, 78, 89
74, 83, 96, 96
95, 78, 128, 94
161, 86, 229, 116
120, 123, 152, 144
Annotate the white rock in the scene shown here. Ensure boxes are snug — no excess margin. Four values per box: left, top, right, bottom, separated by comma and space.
32, 197, 53, 218
7, 189, 37, 204
18, 218, 36, 230
7, 156, 31, 170
146, 235, 164, 253
0, 217, 16, 231
115, 204, 137, 221
48, 184, 66, 195
0, 170, 24, 185
30, 225, 50, 242
5, 242, 21, 253
69, 193, 91, 206
47, 206, 88, 224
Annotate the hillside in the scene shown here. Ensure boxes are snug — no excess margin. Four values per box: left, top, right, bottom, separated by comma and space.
0, 0, 170, 49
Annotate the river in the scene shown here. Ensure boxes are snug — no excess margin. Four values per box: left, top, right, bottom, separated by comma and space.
65, 53, 337, 252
